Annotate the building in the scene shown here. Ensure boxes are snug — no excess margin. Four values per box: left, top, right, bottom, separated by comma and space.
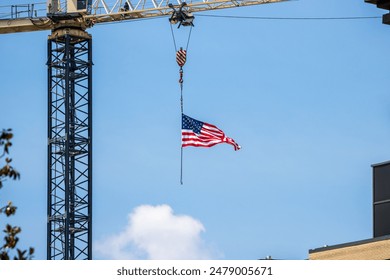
308, 161, 390, 260
309, 235, 390, 260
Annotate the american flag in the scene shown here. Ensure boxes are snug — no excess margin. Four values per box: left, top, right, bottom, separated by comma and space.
182, 114, 241, 151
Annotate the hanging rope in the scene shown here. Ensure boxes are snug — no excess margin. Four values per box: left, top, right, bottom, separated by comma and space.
172, 26, 192, 114
170, 23, 178, 52
176, 47, 187, 185
186, 25, 193, 51
173, 43, 189, 185
170, 25, 193, 60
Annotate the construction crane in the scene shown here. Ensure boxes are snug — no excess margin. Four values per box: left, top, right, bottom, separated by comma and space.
0, 0, 285, 260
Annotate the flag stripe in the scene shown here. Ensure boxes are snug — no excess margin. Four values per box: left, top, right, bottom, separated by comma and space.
182, 131, 222, 140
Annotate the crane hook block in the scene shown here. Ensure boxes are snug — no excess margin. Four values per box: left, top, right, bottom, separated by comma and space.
169, 2, 195, 28
176, 48, 187, 67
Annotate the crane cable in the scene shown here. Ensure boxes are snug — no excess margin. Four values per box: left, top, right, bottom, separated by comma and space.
169, 20, 193, 185
170, 23, 193, 114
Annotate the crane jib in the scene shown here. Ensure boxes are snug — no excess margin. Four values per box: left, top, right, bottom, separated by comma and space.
0, 0, 287, 34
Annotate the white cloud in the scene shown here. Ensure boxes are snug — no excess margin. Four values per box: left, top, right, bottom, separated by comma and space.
95, 204, 218, 259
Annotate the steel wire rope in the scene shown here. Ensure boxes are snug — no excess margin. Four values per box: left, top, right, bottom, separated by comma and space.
94, 14, 381, 27
195, 14, 381, 20
169, 22, 178, 52
169, 22, 194, 185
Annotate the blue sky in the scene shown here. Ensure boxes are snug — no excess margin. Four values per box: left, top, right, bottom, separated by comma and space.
1, 0, 390, 260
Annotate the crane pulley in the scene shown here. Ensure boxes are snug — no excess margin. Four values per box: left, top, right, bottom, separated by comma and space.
168, 2, 193, 93
168, 2, 195, 28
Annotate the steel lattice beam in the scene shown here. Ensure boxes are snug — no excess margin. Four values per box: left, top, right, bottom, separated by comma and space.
47, 29, 92, 260
0, 0, 287, 34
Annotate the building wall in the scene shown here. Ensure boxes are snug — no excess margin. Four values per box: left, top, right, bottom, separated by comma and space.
309, 238, 390, 260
